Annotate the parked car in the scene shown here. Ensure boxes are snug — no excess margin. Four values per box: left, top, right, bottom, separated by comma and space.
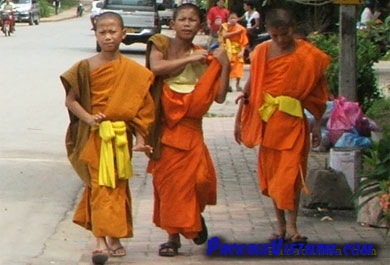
156, 0, 175, 27
96, 0, 165, 51
13, 0, 40, 25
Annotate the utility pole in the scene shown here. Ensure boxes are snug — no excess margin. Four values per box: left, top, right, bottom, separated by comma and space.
339, 4, 358, 101
334, 1, 361, 101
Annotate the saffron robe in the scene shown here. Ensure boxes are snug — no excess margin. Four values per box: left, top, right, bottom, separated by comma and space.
146, 34, 222, 238
219, 22, 248, 78
60, 55, 155, 237
240, 40, 330, 210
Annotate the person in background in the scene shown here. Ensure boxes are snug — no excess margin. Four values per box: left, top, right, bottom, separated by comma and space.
60, 12, 155, 265
1, 0, 16, 30
54, 0, 60, 15
359, 0, 382, 28
146, 3, 230, 257
234, 7, 330, 244
240, 0, 261, 51
206, 0, 229, 48
219, 12, 248, 92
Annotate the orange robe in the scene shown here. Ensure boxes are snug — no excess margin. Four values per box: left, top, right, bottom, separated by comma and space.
60, 55, 155, 237
219, 23, 248, 78
240, 40, 330, 210
146, 34, 222, 238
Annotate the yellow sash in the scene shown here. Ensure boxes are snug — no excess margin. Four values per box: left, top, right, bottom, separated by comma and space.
98, 121, 133, 188
258, 93, 303, 122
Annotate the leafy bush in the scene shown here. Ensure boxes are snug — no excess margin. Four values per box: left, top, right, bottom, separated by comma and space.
366, 98, 390, 133
309, 31, 383, 112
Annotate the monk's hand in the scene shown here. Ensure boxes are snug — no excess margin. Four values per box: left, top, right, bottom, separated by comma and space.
234, 121, 242, 145
88, 112, 105, 127
311, 122, 322, 148
213, 48, 229, 66
132, 142, 154, 154
235, 92, 248, 105
191, 49, 208, 64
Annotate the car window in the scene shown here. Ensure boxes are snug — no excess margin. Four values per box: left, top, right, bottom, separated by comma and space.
14, 0, 31, 4
106, 0, 154, 7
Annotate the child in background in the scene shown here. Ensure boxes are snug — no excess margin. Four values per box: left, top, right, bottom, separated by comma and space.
219, 12, 248, 92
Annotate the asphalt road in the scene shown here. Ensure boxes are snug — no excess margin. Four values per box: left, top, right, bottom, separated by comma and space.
0, 15, 148, 264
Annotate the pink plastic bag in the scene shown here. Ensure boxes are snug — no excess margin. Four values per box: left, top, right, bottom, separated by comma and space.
326, 96, 364, 145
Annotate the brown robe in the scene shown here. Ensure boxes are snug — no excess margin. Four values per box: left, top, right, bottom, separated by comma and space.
60, 55, 155, 237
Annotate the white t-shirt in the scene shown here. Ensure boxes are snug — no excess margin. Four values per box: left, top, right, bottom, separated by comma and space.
244, 10, 260, 29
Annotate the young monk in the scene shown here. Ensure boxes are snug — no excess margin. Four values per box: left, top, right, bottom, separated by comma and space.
60, 12, 155, 265
219, 12, 249, 91
234, 8, 330, 243
145, 3, 230, 257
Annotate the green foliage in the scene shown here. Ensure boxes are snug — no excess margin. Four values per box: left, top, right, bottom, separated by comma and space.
308, 33, 339, 98
39, 0, 50, 17
353, 135, 390, 231
366, 98, 390, 133
309, 31, 383, 112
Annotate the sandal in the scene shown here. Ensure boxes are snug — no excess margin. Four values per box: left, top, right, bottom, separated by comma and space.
159, 241, 181, 257
92, 249, 110, 265
193, 215, 208, 245
268, 233, 285, 243
110, 245, 126, 257
286, 234, 308, 243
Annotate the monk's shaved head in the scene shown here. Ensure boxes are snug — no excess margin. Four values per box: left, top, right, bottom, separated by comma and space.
96, 11, 124, 29
265, 8, 296, 29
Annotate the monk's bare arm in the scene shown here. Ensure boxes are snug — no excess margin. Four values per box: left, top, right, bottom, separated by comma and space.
149, 44, 208, 76
234, 77, 251, 144
65, 88, 105, 127
213, 48, 231, 103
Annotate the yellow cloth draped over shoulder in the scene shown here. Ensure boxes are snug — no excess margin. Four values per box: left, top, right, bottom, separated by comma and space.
60, 55, 155, 237
240, 40, 330, 211
146, 34, 222, 239
219, 22, 248, 78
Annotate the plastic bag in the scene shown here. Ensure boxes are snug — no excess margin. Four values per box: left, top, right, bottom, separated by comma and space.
327, 96, 364, 145
334, 128, 372, 149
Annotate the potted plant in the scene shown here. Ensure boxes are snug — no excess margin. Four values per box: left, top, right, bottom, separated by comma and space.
354, 131, 390, 235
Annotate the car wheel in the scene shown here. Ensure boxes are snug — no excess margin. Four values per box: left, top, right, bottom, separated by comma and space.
96, 41, 101, 52
34, 14, 40, 25
28, 14, 33, 25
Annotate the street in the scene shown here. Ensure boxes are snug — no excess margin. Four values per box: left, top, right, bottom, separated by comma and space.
0, 15, 147, 264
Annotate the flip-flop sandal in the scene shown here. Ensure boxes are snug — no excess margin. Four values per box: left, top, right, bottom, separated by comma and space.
159, 241, 181, 257
110, 245, 126, 257
286, 234, 308, 243
92, 249, 110, 265
268, 233, 286, 242
193, 215, 208, 245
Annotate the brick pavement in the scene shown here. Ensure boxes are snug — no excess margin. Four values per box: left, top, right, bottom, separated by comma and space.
74, 114, 390, 265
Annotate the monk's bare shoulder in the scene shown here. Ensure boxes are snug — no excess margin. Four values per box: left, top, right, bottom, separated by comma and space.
87, 54, 101, 72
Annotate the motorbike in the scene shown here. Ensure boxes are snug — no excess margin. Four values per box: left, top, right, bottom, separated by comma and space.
1, 10, 15, 37
76, 3, 84, 17
244, 32, 270, 64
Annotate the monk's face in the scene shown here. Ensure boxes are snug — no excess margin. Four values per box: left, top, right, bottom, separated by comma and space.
267, 25, 295, 51
95, 17, 126, 52
171, 8, 202, 40
228, 14, 238, 26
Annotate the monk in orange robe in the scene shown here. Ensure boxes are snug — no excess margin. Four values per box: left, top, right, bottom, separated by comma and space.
219, 12, 248, 92
234, 8, 330, 243
145, 4, 230, 257
61, 12, 154, 265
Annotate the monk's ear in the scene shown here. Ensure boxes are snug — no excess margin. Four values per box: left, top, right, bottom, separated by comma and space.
122, 29, 126, 40
169, 20, 175, 30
